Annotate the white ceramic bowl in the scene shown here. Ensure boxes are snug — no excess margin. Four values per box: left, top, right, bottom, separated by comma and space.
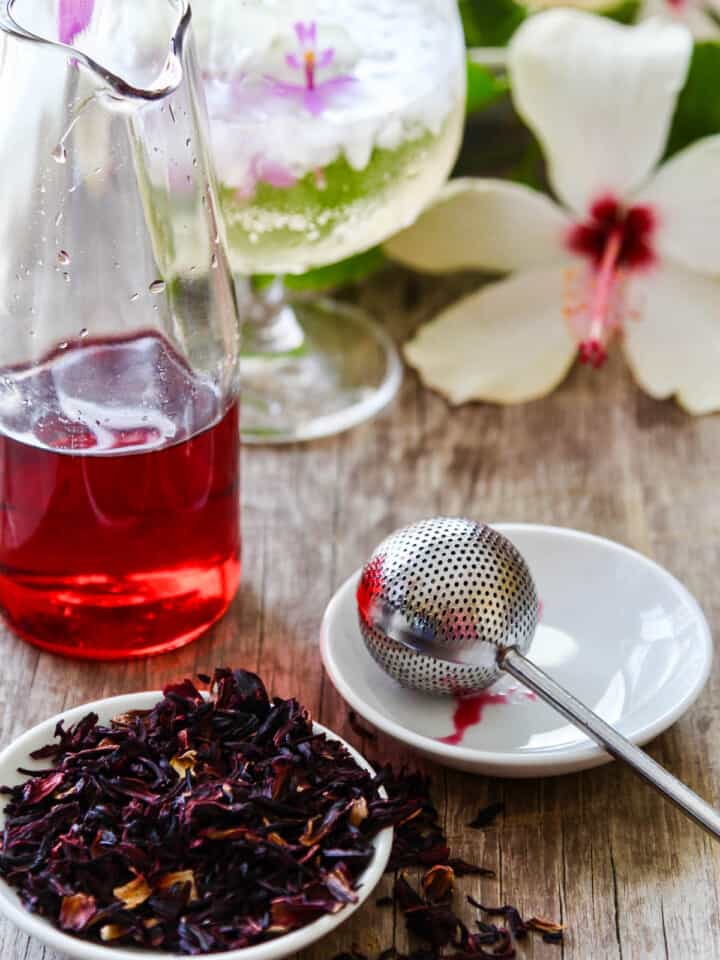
0, 692, 393, 960
321, 524, 713, 777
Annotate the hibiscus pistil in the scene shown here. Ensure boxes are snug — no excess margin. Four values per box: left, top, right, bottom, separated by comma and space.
568, 196, 656, 367
304, 49, 317, 91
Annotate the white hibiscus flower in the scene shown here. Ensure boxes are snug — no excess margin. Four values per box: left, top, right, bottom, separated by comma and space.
528, 0, 720, 39
387, 11, 720, 413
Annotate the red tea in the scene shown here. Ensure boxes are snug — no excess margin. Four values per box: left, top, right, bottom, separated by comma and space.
0, 332, 240, 659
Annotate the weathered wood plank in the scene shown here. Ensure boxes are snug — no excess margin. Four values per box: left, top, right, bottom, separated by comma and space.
1, 268, 719, 959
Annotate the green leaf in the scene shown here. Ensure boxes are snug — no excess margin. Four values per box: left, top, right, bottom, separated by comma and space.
466, 59, 510, 115
665, 42, 720, 158
459, 0, 527, 46
507, 135, 546, 190
601, 0, 641, 24
254, 247, 386, 294
460, 0, 639, 47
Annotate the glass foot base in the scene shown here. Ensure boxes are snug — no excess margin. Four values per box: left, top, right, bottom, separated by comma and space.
240, 299, 402, 443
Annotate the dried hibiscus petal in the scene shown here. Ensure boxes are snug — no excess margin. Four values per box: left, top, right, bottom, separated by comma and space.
421, 863, 455, 902
23, 770, 64, 805
528, 915, 565, 942
100, 924, 130, 942
467, 802, 504, 830
170, 750, 198, 778
114, 874, 152, 909
155, 871, 199, 903
59, 893, 96, 931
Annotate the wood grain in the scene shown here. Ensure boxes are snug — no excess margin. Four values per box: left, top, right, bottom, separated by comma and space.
1, 267, 718, 959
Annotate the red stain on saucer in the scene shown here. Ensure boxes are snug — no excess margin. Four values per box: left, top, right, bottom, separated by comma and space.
440, 686, 538, 746
439, 690, 510, 745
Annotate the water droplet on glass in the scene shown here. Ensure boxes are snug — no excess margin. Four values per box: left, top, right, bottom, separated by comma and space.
185, 138, 191, 148
57, 250, 71, 266
130, 293, 140, 302
149, 280, 166, 294
55, 211, 64, 226
113, 260, 120, 270
51, 143, 67, 164
249, 232, 259, 244
58, 341, 69, 350
79, 328, 89, 339
63, 272, 71, 283
192, 157, 198, 168
211, 253, 218, 269
169, 104, 176, 124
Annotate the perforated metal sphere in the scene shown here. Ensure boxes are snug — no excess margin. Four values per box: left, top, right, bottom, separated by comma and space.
357, 517, 539, 695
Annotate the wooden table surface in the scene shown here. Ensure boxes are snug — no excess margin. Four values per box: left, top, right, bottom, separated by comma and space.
1, 267, 719, 960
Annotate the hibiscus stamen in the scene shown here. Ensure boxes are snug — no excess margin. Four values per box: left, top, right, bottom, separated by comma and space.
579, 225, 622, 368
567, 195, 656, 368
304, 50, 316, 91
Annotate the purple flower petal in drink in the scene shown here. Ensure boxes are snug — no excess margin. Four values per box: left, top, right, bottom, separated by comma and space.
58, 0, 94, 45
270, 73, 355, 116
316, 48, 335, 69
235, 155, 297, 200
295, 21, 317, 47
259, 159, 297, 189
269, 19, 355, 115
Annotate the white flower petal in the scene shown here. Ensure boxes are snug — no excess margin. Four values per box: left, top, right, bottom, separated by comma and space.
404, 266, 577, 405
623, 264, 720, 414
508, 10, 692, 215
634, 136, 720, 276
639, 0, 720, 40
384, 178, 572, 275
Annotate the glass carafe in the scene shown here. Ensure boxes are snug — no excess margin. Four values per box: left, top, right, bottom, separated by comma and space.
0, 0, 241, 659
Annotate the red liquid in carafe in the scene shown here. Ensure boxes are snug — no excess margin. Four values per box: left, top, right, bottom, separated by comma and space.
0, 332, 240, 659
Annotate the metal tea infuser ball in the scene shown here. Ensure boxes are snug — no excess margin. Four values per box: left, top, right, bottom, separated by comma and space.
357, 517, 720, 840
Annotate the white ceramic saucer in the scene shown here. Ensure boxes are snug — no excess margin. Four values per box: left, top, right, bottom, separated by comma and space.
321, 524, 713, 777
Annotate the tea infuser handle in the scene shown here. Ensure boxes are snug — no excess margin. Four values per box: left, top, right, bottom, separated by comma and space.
500, 647, 720, 842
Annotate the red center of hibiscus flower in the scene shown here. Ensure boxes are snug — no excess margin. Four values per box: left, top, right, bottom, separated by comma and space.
566, 195, 656, 368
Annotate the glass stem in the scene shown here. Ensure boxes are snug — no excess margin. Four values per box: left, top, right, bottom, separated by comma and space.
243, 276, 305, 355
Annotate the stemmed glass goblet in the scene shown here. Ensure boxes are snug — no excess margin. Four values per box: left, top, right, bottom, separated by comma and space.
197, 0, 467, 442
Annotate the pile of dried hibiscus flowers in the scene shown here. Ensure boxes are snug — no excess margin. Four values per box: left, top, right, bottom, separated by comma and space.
0, 668, 563, 956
